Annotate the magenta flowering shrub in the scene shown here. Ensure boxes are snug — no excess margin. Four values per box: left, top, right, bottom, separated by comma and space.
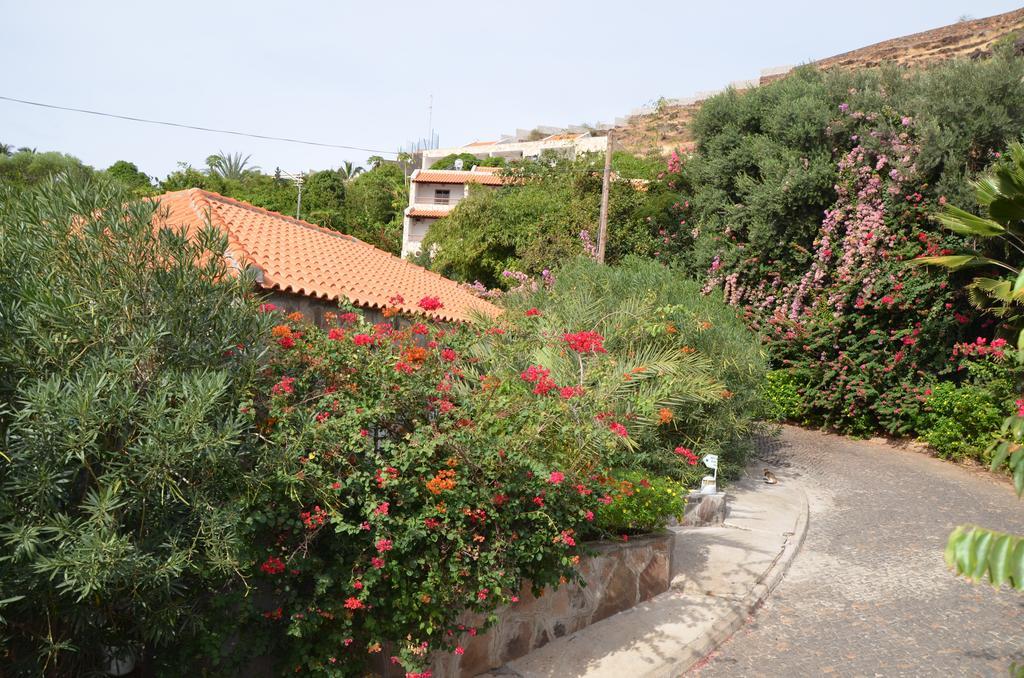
701, 107, 974, 434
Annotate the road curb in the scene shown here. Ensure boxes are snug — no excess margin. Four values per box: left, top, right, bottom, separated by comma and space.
664, 487, 810, 677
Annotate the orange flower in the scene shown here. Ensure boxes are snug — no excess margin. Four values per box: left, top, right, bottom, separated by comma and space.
382, 306, 400, 318
666, 323, 678, 334
271, 324, 292, 338
698, 320, 713, 330
680, 345, 696, 354
402, 345, 428, 364
657, 407, 673, 425
426, 469, 456, 495
287, 311, 304, 323
720, 389, 734, 400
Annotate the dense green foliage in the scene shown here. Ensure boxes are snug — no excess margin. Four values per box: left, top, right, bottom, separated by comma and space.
0, 148, 95, 190
104, 160, 154, 195
429, 152, 505, 169
592, 471, 686, 534
421, 154, 677, 287
0, 177, 269, 674
500, 257, 766, 480
680, 48, 1024, 443
338, 162, 406, 252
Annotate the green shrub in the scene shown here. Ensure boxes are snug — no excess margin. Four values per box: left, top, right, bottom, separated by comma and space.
760, 369, 804, 421
592, 471, 686, 534
500, 256, 766, 482
918, 383, 1002, 460
0, 176, 269, 674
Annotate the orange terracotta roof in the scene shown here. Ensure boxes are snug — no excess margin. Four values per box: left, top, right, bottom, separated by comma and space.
150, 189, 500, 323
465, 140, 497, 147
470, 166, 503, 174
407, 208, 449, 218
543, 133, 585, 141
412, 170, 505, 186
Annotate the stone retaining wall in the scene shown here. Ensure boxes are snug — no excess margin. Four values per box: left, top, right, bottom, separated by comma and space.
430, 532, 672, 677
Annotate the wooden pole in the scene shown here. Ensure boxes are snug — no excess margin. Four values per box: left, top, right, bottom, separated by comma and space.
596, 131, 613, 263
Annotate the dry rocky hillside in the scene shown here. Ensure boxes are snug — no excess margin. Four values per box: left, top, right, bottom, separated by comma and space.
614, 7, 1024, 156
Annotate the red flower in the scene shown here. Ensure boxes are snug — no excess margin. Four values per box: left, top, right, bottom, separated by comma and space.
532, 496, 545, 507
259, 302, 279, 313
277, 335, 295, 349
563, 330, 607, 354
339, 312, 359, 324
371, 556, 385, 569
454, 647, 465, 656
559, 385, 582, 399
585, 510, 594, 521
353, 334, 374, 346
328, 328, 345, 340
674, 446, 698, 465
259, 556, 286, 575
353, 580, 363, 590
477, 588, 489, 601
609, 422, 628, 437
418, 296, 444, 311
440, 348, 457, 362
375, 538, 393, 552
411, 323, 429, 335
374, 502, 390, 516
548, 471, 565, 484
525, 308, 542, 317
388, 293, 406, 306
880, 295, 895, 305
344, 597, 365, 610
271, 376, 295, 396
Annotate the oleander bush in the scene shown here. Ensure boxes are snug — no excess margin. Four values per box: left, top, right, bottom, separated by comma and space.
0, 176, 270, 675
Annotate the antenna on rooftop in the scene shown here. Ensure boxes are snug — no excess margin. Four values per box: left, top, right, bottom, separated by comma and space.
427, 94, 433, 148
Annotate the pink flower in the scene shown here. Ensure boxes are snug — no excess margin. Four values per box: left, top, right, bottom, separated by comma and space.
609, 422, 628, 437
374, 502, 389, 516
371, 556, 385, 569
585, 510, 594, 521
548, 471, 565, 485
344, 597, 365, 610
440, 348, 457, 362
1017, 399, 1024, 417
477, 588, 488, 600
259, 302, 279, 313
454, 647, 465, 656
353, 580, 363, 590
376, 538, 393, 552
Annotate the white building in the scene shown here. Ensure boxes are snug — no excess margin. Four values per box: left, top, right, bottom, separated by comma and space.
419, 132, 607, 169
401, 166, 506, 258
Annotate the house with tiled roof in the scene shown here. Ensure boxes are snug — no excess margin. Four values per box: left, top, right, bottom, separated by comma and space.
401, 167, 511, 258
151, 188, 500, 324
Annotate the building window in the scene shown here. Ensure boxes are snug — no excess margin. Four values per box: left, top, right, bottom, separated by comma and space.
434, 189, 450, 205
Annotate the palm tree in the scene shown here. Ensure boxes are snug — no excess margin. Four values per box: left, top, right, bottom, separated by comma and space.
339, 161, 364, 181
206, 151, 258, 180
0, 143, 13, 157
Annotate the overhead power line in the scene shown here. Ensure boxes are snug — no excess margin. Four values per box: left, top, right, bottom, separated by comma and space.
0, 95, 398, 155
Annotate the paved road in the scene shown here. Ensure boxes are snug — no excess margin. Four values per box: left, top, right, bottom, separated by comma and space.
692, 425, 1024, 678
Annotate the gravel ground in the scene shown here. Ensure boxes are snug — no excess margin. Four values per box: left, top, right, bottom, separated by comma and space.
692, 425, 1024, 678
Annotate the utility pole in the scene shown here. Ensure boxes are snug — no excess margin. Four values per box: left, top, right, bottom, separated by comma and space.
277, 169, 305, 219
596, 131, 613, 263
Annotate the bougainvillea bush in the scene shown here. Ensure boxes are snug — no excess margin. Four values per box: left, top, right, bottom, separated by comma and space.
202, 298, 694, 676
667, 50, 1024, 440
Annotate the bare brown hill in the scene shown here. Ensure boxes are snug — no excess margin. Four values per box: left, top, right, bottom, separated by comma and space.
614, 7, 1024, 156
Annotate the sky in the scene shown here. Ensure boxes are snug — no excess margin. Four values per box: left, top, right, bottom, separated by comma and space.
2, 0, 1019, 179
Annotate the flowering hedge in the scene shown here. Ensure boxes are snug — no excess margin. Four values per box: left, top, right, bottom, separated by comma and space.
208, 300, 695, 676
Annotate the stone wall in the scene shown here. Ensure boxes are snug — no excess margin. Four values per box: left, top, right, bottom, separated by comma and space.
429, 532, 672, 677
